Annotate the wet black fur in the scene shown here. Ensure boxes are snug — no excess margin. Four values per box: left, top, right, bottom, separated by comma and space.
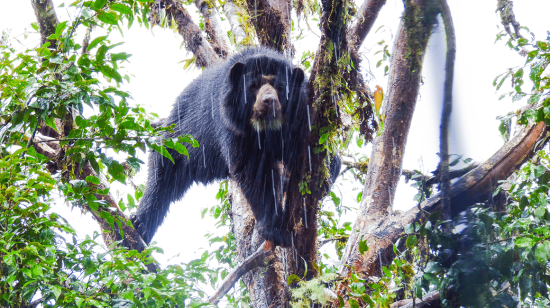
133, 47, 340, 247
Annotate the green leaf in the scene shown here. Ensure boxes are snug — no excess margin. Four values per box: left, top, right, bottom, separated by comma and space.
150, 143, 174, 164
319, 133, 329, 144
32, 264, 43, 277
423, 272, 439, 286
100, 211, 115, 228
94, 0, 108, 10
535, 205, 546, 219
107, 160, 126, 183
97, 11, 119, 25
287, 274, 300, 285
54, 21, 68, 39
526, 50, 539, 64
406, 235, 417, 248
110, 3, 133, 16
330, 191, 340, 206
86, 175, 100, 185
535, 242, 550, 263
143, 273, 156, 284
111, 52, 132, 62
97, 45, 108, 63
533, 165, 546, 178
51, 285, 62, 299
87, 35, 107, 51
496, 73, 509, 91
100, 65, 122, 83
515, 237, 536, 248
359, 236, 368, 255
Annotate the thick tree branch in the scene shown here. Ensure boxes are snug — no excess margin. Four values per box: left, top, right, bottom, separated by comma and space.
347, 0, 386, 50
31, 0, 59, 49
391, 291, 440, 308
229, 183, 291, 307
195, 0, 231, 58
496, 0, 521, 38
223, 0, 248, 47
438, 0, 456, 227
339, 0, 436, 278
244, 0, 292, 53
301, 0, 355, 282
402, 163, 479, 187
150, 0, 221, 68
339, 120, 548, 280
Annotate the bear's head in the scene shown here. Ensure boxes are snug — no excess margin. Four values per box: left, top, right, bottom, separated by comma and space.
224, 54, 305, 134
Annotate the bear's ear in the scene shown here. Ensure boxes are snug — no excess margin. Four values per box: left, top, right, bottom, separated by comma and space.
292, 67, 305, 86
229, 62, 245, 87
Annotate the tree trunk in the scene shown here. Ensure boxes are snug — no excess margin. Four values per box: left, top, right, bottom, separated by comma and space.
339, 0, 437, 279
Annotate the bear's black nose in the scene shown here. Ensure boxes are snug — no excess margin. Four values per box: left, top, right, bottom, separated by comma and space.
262, 93, 277, 105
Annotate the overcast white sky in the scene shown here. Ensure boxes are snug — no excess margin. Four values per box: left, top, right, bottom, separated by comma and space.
2, 0, 550, 273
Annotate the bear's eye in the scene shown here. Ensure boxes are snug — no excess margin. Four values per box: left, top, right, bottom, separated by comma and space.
249, 81, 261, 90
276, 83, 286, 91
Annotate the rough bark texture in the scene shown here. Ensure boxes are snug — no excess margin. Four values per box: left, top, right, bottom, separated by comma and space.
150, 0, 221, 68
195, 0, 231, 58
391, 291, 440, 308
208, 241, 274, 305
229, 183, 291, 307
339, 0, 436, 278
297, 0, 353, 282
339, 120, 549, 280
31, 0, 59, 49
223, 0, 248, 47
244, 0, 293, 54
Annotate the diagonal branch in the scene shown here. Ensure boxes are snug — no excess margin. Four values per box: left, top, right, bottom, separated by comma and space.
195, 0, 231, 58
207, 241, 274, 305
150, 0, 222, 68
223, 0, 248, 47
347, 0, 387, 50
340, 120, 548, 280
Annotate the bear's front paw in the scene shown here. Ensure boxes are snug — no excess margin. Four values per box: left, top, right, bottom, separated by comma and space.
260, 227, 292, 248
130, 214, 150, 244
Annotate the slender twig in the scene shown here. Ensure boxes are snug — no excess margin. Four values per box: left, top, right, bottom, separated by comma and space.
438, 0, 456, 230
319, 236, 348, 247
402, 163, 478, 186
26, 122, 39, 150
34, 137, 113, 143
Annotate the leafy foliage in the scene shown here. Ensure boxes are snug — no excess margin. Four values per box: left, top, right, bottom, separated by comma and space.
0, 0, 217, 307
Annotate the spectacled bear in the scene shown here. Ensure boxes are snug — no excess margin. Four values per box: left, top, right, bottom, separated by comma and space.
132, 47, 340, 247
